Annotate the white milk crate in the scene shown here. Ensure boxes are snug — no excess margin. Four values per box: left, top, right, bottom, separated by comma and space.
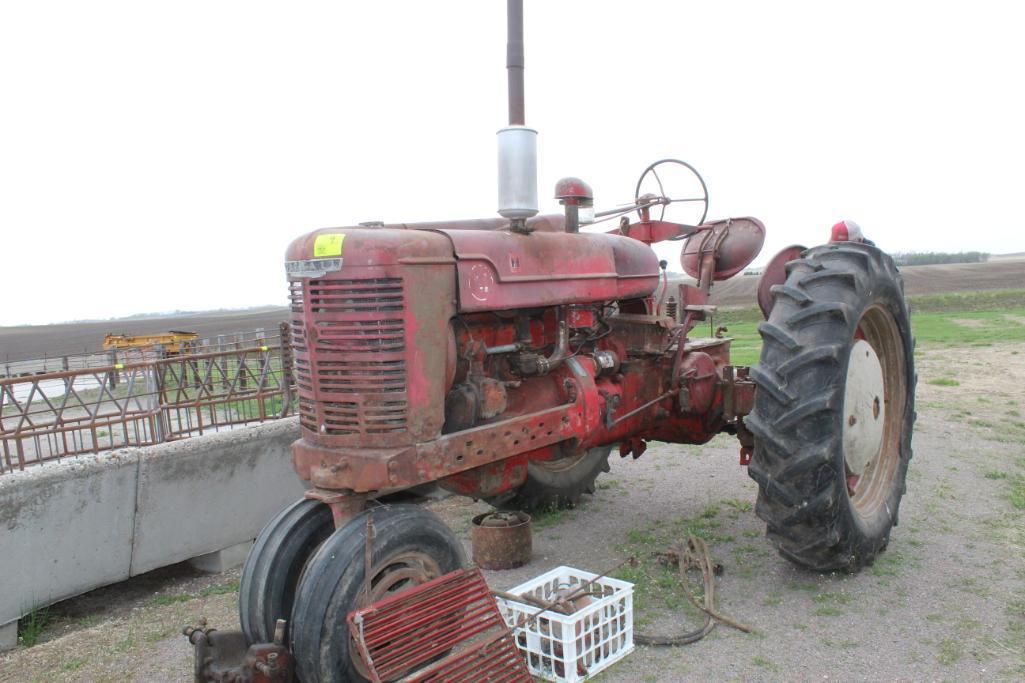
496, 565, 634, 683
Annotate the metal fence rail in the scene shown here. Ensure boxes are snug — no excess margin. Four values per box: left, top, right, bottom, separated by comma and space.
0, 324, 295, 474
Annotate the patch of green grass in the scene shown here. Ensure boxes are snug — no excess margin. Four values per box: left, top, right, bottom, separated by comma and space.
677, 516, 734, 545
529, 506, 570, 530
151, 593, 194, 606
199, 581, 239, 597
937, 636, 962, 665
813, 605, 844, 617
813, 591, 854, 606
18, 607, 51, 647
112, 636, 135, 653
59, 657, 89, 672
596, 478, 619, 490
912, 308, 1025, 346
732, 543, 763, 558
722, 498, 753, 513
751, 655, 776, 669
985, 470, 1009, 480
713, 293, 1025, 367
624, 528, 658, 546
613, 509, 735, 621
145, 628, 175, 643
1009, 475, 1025, 510
870, 550, 909, 577
822, 637, 859, 649
928, 377, 960, 387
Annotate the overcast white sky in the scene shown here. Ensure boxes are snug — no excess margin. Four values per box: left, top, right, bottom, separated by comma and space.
1, 1, 1023, 326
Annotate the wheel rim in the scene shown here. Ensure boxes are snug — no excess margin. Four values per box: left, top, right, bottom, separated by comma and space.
350, 551, 442, 678
844, 304, 907, 518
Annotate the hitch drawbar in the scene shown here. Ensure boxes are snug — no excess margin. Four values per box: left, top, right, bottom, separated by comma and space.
183, 619, 294, 682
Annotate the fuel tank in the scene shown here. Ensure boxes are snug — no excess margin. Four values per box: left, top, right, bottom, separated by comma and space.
436, 227, 659, 312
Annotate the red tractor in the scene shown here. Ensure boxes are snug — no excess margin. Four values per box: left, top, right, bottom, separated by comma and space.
234, 3, 915, 681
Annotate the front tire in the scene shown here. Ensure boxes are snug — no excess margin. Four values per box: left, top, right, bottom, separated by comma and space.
239, 498, 334, 645
747, 242, 915, 572
290, 504, 466, 683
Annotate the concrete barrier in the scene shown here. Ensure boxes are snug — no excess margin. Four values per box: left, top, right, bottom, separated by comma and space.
0, 417, 305, 649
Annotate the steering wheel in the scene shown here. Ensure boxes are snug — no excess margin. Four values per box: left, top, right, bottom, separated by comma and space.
634, 159, 709, 232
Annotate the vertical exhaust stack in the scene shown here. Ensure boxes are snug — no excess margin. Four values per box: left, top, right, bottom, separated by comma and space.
497, 0, 538, 231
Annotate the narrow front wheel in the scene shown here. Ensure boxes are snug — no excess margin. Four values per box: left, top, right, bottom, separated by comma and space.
239, 498, 334, 645
290, 504, 466, 683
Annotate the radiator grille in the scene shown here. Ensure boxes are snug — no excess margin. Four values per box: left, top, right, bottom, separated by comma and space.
290, 277, 408, 436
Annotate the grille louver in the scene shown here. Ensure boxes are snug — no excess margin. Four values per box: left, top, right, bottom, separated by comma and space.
290, 277, 408, 436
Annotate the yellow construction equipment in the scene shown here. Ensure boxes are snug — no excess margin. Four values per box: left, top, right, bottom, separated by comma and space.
102, 330, 198, 355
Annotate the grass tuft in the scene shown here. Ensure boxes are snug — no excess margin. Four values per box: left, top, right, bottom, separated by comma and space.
937, 637, 962, 665
1009, 476, 1025, 510
199, 581, 239, 598
18, 607, 52, 647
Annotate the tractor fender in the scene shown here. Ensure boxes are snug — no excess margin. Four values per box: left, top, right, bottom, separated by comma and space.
756, 244, 807, 318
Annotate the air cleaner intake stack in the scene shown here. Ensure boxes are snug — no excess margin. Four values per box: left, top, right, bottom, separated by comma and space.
497, 0, 538, 228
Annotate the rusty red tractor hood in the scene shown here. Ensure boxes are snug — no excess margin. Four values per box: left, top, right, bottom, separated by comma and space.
285, 214, 661, 313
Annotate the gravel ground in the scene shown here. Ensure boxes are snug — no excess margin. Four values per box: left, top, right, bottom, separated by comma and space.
2, 342, 1023, 682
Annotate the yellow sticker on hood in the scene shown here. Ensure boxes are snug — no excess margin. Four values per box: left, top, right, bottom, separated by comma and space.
313, 233, 345, 257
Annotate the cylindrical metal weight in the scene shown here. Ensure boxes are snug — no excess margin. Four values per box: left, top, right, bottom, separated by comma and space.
470, 511, 532, 570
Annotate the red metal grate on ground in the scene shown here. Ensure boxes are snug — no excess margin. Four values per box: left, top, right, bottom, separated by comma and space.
347, 567, 531, 683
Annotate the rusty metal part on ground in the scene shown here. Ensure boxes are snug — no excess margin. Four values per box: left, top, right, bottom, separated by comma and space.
184, 619, 293, 682
471, 511, 533, 569
347, 567, 531, 683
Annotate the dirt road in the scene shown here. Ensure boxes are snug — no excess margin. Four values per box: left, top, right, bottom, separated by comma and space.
2, 339, 1022, 681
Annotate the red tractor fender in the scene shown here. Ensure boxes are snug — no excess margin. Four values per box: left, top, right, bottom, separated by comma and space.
756, 244, 807, 318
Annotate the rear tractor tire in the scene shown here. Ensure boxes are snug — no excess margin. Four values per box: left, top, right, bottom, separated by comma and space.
747, 242, 916, 572
487, 445, 612, 511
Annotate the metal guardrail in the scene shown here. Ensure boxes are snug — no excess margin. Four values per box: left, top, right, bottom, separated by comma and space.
0, 323, 295, 474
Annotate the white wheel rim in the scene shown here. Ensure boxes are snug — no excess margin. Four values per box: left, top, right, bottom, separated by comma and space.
842, 339, 886, 477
